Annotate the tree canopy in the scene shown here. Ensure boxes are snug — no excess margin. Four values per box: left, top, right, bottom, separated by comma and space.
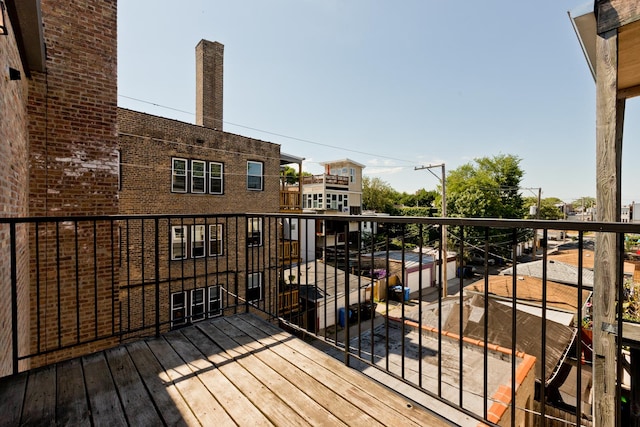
443, 154, 525, 219
362, 176, 399, 214
442, 154, 527, 260
524, 196, 565, 220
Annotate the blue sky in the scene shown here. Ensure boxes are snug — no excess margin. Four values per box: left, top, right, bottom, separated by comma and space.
118, 1, 640, 205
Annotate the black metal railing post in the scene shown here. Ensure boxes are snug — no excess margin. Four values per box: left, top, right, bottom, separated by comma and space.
155, 218, 161, 337
10, 222, 18, 375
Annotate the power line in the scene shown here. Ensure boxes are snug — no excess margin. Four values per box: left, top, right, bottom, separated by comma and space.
118, 94, 419, 166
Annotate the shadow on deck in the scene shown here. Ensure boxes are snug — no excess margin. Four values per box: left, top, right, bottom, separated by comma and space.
0, 314, 451, 426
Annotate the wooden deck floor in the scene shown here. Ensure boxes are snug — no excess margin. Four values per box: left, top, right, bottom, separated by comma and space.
0, 314, 452, 426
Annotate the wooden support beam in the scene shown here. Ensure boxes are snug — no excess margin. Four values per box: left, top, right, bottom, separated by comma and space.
594, 26, 625, 427
597, 0, 640, 34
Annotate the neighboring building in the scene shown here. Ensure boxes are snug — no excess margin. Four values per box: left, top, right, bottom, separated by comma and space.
465, 277, 592, 424
302, 159, 364, 215
1, 0, 120, 372
632, 202, 640, 223
299, 158, 365, 260
622, 205, 631, 222
118, 40, 302, 332
352, 318, 537, 427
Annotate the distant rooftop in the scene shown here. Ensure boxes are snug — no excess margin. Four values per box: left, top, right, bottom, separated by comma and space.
500, 259, 594, 288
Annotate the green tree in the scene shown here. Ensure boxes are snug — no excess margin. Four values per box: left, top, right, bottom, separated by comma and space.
443, 154, 527, 259
280, 165, 310, 185
398, 188, 438, 208
573, 196, 596, 209
362, 176, 400, 214
523, 196, 565, 220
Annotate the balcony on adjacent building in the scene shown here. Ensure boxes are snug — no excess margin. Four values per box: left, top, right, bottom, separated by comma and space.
302, 174, 350, 186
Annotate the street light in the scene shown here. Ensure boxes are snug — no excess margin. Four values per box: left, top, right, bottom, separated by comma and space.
415, 163, 447, 296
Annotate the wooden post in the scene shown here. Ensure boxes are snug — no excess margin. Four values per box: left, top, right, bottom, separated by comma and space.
594, 26, 625, 427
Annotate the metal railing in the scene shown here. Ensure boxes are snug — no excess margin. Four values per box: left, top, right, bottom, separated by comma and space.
1, 213, 639, 426
301, 174, 350, 186
279, 189, 302, 212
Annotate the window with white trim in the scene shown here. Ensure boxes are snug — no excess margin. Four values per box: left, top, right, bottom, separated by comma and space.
247, 272, 263, 304
247, 217, 263, 247
350, 168, 356, 183
171, 226, 187, 260
172, 158, 187, 192
208, 286, 222, 316
247, 161, 263, 191
191, 160, 206, 193
170, 285, 223, 328
209, 224, 224, 256
171, 224, 225, 259
209, 162, 223, 194
191, 288, 205, 321
191, 225, 206, 258
170, 292, 187, 327
326, 193, 348, 211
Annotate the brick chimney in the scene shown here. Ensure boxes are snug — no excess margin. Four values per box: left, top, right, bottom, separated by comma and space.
196, 40, 224, 130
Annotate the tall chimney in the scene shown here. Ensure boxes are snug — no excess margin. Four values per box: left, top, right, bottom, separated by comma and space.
196, 40, 224, 130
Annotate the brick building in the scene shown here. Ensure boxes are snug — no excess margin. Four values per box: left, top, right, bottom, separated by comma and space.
0, 0, 120, 372
118, 40, 291, 332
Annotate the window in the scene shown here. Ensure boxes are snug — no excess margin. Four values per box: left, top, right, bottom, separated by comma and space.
191, 225, 206, 258
247, 161, 263, 190
170, 292, 187, 327
209, 224, 224, 256
247, 217, 262, 246
350, 168, 356, 183
192, 160, 206, 193
171, 226, 187, 260
209, 162, 223, 194
172, 224, 224, 259
172, 158, 187, 192
191, 288, 205, 321
247, 272, 263, 304
170, 286, 222, 328
208, 286, 222, 317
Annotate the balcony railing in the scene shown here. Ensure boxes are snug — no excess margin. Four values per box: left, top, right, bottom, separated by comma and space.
280, 189, 302, 212
1, 213, 639, 426
301, 174, 349, 186
280, 239, 300, 264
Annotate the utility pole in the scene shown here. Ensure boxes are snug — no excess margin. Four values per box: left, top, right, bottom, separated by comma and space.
415, 164, 447, 296
523, 187, 542, 256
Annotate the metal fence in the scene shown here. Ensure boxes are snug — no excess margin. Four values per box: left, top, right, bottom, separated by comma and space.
2, 213, 639, 426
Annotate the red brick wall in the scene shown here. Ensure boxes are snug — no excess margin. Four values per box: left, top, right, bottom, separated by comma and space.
0, 4, 31, 376
118, 108, 281, 328
26, 0, 120, 367
118, 109, 280, 215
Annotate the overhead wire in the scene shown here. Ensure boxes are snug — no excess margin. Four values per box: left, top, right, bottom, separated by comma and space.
118, 94, 420, 166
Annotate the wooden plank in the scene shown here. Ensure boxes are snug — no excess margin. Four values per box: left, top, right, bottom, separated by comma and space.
82, 352, 128, 426
236, 314, 448, 427
594, 27, 624, 427
126, 340, 199, 427
167, 327, 273, 426
597, 0, 640, 34
146, 335, 235, 426
104, 345, 163, 426
167, 329, 306, 427
20, 365, 56, 426
188, 322, 349, 426
0, 372, 27, 426
56, 358, 91, 426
